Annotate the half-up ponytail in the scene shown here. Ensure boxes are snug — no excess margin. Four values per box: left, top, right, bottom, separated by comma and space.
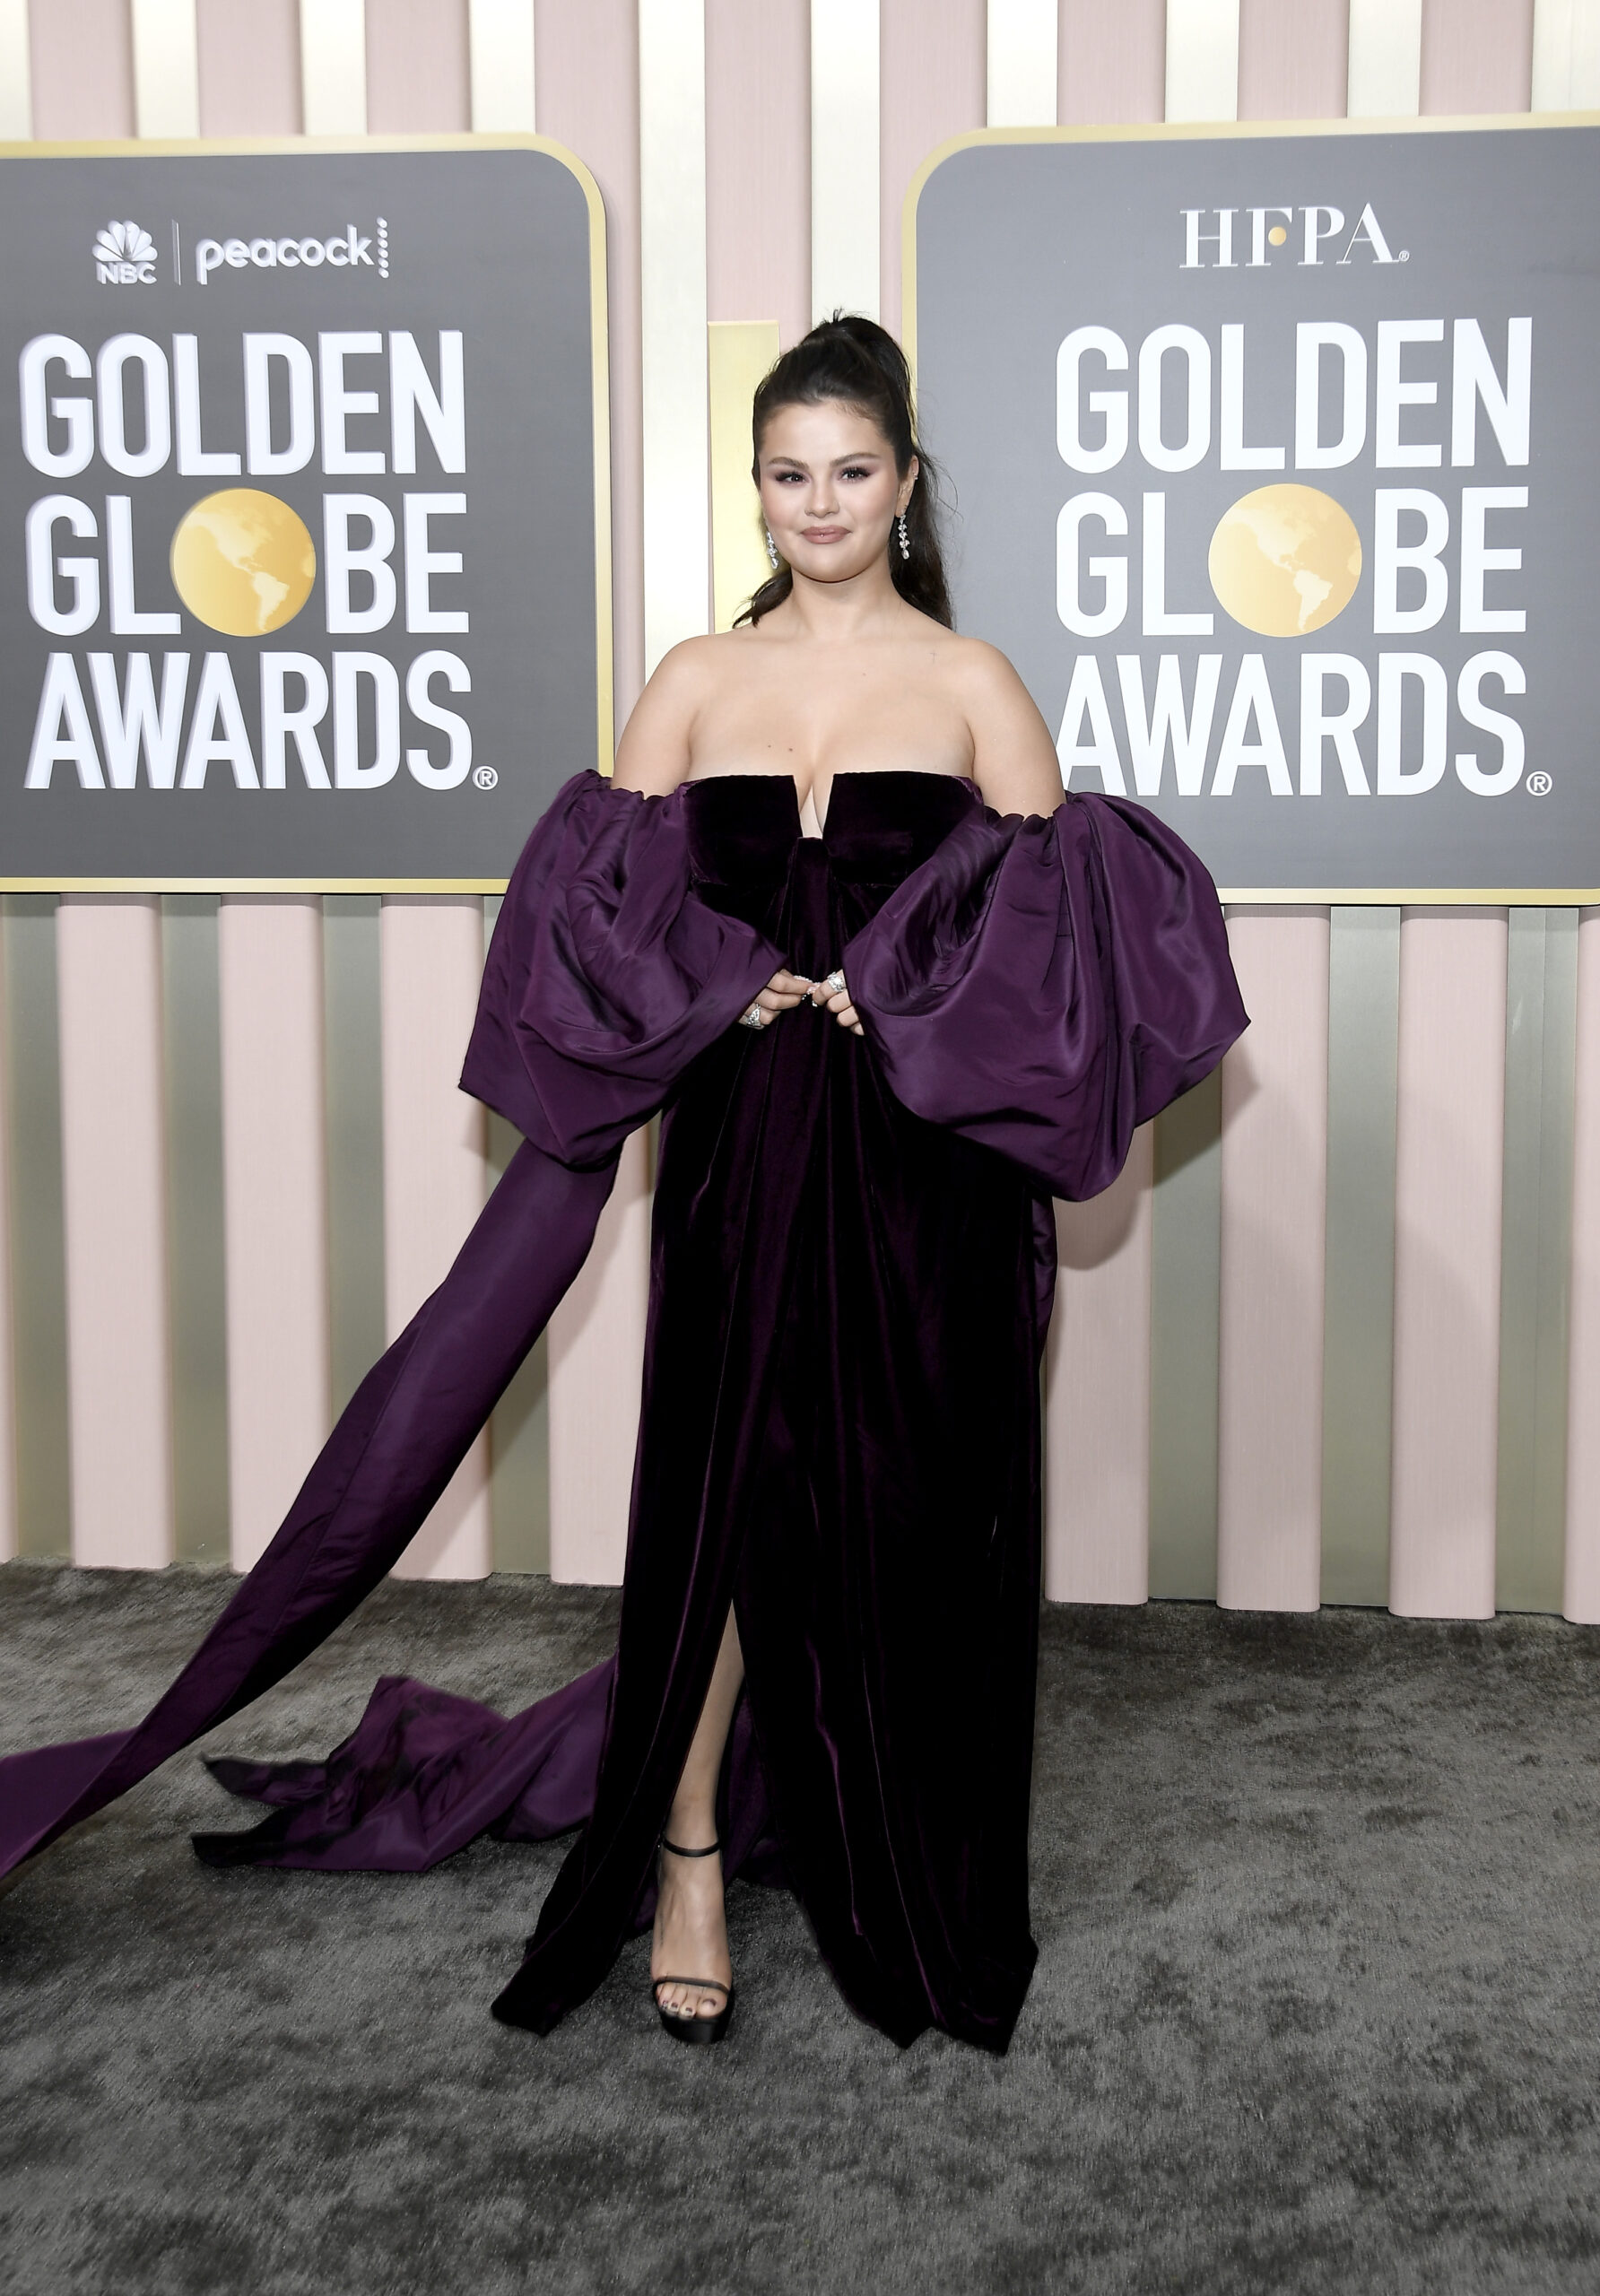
736, 312, 953, 629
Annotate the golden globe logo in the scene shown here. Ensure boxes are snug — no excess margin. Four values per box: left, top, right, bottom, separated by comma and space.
93, 221, 158, 285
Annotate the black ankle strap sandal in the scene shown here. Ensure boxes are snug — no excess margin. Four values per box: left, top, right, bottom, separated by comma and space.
651, 1835, 735, 2047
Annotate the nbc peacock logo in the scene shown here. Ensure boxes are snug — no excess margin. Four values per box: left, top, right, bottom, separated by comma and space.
93, 220, 158, 285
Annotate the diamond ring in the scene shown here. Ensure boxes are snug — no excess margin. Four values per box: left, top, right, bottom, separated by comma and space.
738, 1003, 767, 1031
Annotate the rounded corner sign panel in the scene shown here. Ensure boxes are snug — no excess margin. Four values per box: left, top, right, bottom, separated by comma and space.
0, 144, 603, 884
914, 123, 1600, 895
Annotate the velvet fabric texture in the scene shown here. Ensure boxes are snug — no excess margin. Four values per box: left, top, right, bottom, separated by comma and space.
0, 768, 1246, 2056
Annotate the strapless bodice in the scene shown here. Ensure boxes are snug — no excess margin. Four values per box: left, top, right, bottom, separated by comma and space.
683, 770, 980, 978
683, 771, 979, 888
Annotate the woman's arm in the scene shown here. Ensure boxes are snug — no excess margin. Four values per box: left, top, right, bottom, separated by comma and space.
956, 639, 1065, 821
611, 639, 713, 795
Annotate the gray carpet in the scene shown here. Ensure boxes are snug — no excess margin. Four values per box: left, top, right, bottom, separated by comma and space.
4, 1565, 1600, 2296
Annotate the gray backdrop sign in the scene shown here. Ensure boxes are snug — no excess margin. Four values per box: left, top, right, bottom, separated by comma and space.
912, 121, 1599, 895
0, 139, 606, 886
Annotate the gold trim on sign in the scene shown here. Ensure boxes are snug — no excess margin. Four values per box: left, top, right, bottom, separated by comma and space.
900, 115, 1600, 908
0, 131, 615, 863
0, 878, 514, 894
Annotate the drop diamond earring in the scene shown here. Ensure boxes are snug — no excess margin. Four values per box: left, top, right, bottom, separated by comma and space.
896, 512, 910, 561
764, 526, 779, 570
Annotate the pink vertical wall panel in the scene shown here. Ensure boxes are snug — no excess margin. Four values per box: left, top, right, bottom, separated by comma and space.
536, 0, 652, 1582
1216, 912, 1329, 1613
380, 897, 491, 1579
1058, 0, 1166, 125
366, 0, 489, 1584
1390, 912, 1508, 1619
705, 0, 810, 346
536, 0, 645, 730
367, 0, 471, 134
1238, 0, 1349, 118
29, 0, 135, 138
1046, 1129, 1153, 1605
548, 1129, 650, 1586
1564, 910, 1600, 1621
1421, 0, 1534, 115
879, 0, 986, 339
196, 0, 302, 133
57, 899, 174, 1568
1042, 0, 1167, 1596
218, 900, 331, 1570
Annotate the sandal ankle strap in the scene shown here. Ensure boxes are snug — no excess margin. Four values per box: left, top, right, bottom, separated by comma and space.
659, 1833, 722, 1858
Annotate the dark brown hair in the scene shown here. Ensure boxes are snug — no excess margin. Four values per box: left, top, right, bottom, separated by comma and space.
735, 313, 953, 629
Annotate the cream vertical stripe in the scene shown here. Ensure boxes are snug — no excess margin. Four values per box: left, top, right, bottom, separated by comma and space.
987, 0, 1057, 126
1045, 1134, 1153, 1605
810, 0, 880, 322
548, 1131, 649, 1585
639, 0, 709, 673
709, 320, 780, 631
1563, 909, 1600, 1620
300, 0, 367, 133
469, 0, 535, 128
1347, 0, 1422, 115
1533, 0, 1600, 106
0, 0, 30, 136
218, 900, 330, 1571
132, 0, 199, 136
57, 899, 173, 1570
1216, 911, 1328, 1614
380, 897, 491, 1581
1389, 911, 1508, 1620
1165, 0, 1240, 120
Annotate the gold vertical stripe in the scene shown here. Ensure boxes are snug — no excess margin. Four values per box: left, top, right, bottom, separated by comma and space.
709, 320, 779, 631
1320, 908, 1401, 1605
1497, 909, 1578, 1613
1148, 1071, 1222, 1600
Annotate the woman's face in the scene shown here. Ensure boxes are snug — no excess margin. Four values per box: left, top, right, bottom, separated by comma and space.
755, 399, 917, 588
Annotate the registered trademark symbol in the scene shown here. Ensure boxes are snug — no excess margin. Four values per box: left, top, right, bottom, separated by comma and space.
1399, 249, 1410, 261
1526, 770, 1553, 796
473, 764, 499, 791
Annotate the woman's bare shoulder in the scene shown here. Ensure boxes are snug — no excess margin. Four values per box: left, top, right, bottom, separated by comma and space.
612, 632, 763, 793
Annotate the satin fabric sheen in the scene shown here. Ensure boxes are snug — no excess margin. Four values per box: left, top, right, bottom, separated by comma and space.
0, 769, 1246, 2055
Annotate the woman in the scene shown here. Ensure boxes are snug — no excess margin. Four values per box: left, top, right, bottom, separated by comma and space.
0, 320, 1245, 2057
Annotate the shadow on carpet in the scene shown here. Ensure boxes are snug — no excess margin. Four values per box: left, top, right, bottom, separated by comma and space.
3, 1562, 1600, 2296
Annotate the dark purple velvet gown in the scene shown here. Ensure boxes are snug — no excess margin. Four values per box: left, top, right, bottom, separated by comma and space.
0, 768, 1247, 2056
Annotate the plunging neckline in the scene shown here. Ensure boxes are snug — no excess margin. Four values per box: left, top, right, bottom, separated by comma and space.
684, 768, 979, 837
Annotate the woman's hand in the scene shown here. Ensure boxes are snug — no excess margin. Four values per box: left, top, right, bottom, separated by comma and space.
740, 968, 813, 1029
811, 970, 865, 1038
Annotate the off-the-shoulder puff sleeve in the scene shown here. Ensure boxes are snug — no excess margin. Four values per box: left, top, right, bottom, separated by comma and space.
842, 793, 1248, 1201
461, 770, 784, 1167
